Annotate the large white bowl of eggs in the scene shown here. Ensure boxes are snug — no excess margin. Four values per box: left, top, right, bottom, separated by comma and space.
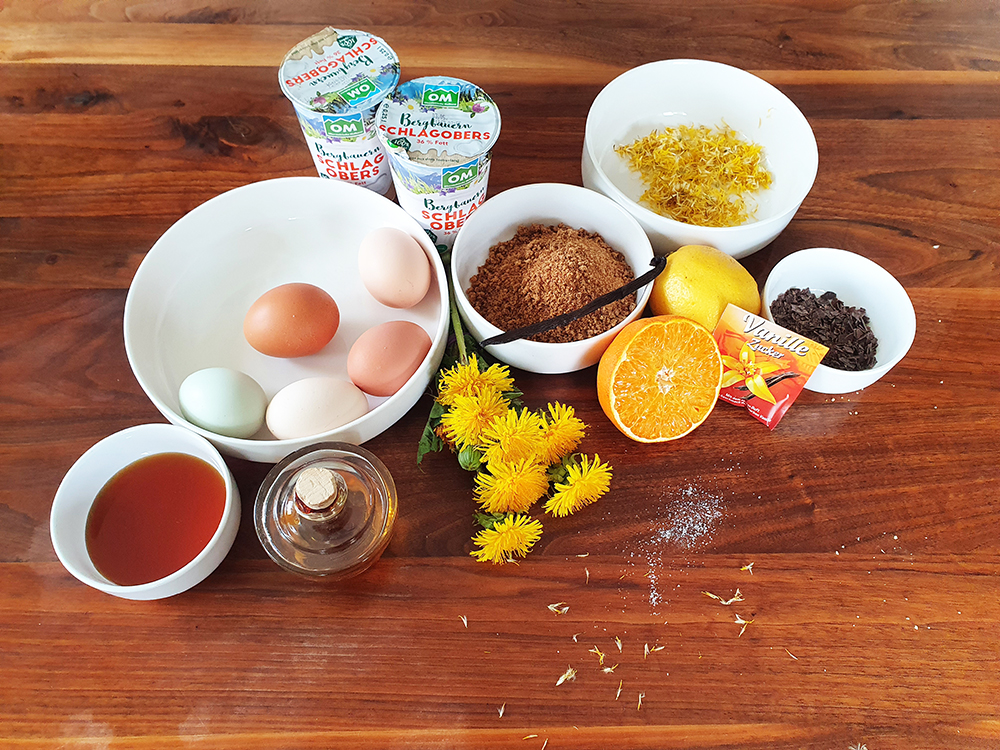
125, 177, 448, 464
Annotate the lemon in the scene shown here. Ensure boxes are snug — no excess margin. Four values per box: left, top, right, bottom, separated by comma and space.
648, 245, 761, 331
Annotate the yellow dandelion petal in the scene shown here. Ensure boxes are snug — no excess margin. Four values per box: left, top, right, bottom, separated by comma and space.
475, 459, 549, 513
440, 389, 509, 448
538, 402, 586, 464
437, 354, 515, 406
470, 514, 543, 564
544, 454, 613, 517
480, 408, 546, 466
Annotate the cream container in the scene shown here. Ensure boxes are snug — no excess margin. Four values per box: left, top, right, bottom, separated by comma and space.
279, 28, 400, 194
375, 76, 501, 250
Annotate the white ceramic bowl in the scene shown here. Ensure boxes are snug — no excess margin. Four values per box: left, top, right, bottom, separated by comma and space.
761, 247, 916, 394
49, 423, 240, 600
582, 59, 818, 259
125, 177, 449, 463
451, 183, 654, 374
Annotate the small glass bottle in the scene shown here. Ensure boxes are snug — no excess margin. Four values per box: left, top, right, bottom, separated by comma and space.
254, 442, 397, 579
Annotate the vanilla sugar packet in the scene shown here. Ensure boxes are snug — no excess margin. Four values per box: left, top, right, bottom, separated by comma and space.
712, 304, 829, 429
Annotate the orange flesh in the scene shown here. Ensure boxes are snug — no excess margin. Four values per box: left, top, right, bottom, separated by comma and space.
601, 317, 722, 442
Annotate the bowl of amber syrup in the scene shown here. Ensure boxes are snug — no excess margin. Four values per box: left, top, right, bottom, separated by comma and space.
49, 423, 240, 600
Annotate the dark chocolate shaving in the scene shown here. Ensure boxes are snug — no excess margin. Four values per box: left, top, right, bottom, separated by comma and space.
770, 287, 878, 371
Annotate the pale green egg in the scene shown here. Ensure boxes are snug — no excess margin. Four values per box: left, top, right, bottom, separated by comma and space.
179, 367, 267, 439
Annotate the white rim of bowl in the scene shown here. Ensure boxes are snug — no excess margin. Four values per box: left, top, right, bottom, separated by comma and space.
123, 177, 449, 450
49, 423, 238, 594
584, 58, 819, 233
451, 182, 655, 349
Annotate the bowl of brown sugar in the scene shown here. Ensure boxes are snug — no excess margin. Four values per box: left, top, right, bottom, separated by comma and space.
451, 183, 654, 373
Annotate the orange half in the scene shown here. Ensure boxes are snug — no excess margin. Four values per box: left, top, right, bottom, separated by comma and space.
597, 315, 723, 442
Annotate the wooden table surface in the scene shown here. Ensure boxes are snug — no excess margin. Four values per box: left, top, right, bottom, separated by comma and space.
2, 2, 999, 748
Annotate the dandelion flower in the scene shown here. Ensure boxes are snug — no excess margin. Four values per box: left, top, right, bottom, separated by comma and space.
475, 458, 549, 513
538, 402, 586, 464
480, 408, 546, 466
544, 454, 613, 517
437, 354, 515, 406
440, 389, 509, 448
470, 514, 543, 564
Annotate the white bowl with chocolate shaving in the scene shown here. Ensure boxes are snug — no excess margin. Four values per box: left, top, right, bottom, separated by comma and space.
761, 247, 916, 393
583, 59, 818, 259
451, 183, 654, 374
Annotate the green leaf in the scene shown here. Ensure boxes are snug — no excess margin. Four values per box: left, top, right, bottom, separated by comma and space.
416, 420, 444, 465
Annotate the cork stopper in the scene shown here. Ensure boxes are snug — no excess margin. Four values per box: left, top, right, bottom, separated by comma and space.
293, 466, 348, 519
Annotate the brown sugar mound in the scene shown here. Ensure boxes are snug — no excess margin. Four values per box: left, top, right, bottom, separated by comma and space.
466, 223, 636, 344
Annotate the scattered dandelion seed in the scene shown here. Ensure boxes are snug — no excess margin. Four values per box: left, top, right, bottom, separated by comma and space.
741, 562, 754, 575
619, 573, 626, 580
614, 636, 622, 652
498, 703, 505, 718
556, 666, 577, 686
785, 648, 798, 660
589, 646, 606, 665
637, 692, 645, 711
541, 740, 548, 750
572, 633, 581, 643
848, 744, 868, 750
459, 615, 468, 628
585, 567, 590, 584
602, 664, 619, 673
576, 553, 589, 558
616, 680, 623, 700
703, 588, 744, 605
735, 613, 754, 637
522, 735, 538, 741
548, 602, 569, 615
644, 643, 650, 659
650, 645, 665, 654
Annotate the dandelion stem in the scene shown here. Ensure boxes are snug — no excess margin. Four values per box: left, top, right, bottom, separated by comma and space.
445, 263, 468, 366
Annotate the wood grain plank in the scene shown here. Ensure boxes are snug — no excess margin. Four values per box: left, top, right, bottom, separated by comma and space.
0, 556, 996, 745
2, 285, 997, 563
4, 20, 1000, 78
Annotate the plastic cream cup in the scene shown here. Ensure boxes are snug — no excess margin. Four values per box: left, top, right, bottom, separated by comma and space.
375, 76, 501, 250
279, 28, 400, 194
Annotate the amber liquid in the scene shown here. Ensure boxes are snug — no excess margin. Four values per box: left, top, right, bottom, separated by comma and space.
85, 453, 226, 586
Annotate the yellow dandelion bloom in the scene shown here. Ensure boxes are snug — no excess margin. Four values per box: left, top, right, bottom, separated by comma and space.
480, 408, 546, 466
471, 514, 543, 564
475, 458, 549, 513
440, 389, 509, 448
544, 454, 613, 517
538, 402, 586, 465
437, 354, 515, 407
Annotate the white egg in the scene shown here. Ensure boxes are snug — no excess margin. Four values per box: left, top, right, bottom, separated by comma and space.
178, 367, 267, 439
266, 377, 369, 440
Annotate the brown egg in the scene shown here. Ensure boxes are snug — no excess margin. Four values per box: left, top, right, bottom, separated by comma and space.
244, 283, 340, 358
347, 321, 432, 397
